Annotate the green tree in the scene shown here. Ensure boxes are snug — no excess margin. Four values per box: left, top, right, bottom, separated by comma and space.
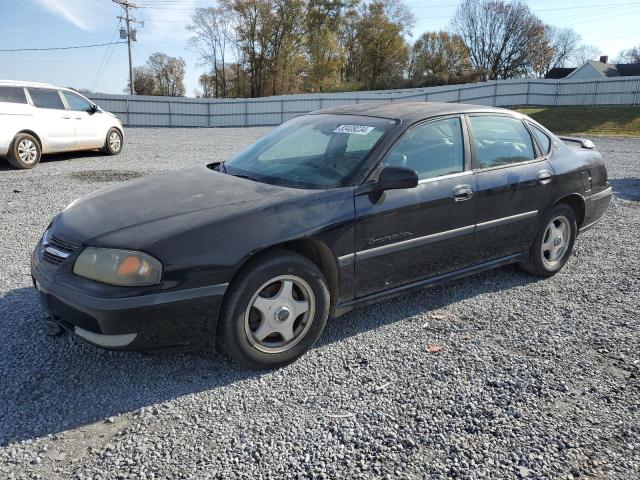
146, 52, 187, 96
408, 31, 469, 86
352, 0, 412, 89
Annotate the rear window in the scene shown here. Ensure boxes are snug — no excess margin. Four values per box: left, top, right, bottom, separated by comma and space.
28, 88, 65, 110
0, 86, 27, 104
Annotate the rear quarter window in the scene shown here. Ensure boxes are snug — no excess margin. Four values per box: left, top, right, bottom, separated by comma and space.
0, 86, 28, 104
530, 124, 552, 154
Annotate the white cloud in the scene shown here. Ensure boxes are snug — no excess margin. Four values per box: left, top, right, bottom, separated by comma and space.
34, 0, 101, 31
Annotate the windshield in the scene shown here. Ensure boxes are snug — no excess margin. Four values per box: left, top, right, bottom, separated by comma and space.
224, 114, 397, 188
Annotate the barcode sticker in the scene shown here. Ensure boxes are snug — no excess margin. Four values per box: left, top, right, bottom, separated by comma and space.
333, 125, 375, 135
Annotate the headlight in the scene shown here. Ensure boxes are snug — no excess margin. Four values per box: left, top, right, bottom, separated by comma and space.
73, 248, 162, 286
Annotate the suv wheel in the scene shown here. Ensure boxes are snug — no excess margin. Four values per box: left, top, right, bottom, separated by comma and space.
7, 133, 41, 169
104, 128, 123, 155
217, 250, 330, 369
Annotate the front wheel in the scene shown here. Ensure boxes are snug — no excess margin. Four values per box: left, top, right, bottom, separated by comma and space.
217, 251, 330, 369
104, 128, 123, 155
7, 133, 41, 169
519, 203, 577, 277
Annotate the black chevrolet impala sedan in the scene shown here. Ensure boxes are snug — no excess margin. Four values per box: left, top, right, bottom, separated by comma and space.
32, 102, 611, 368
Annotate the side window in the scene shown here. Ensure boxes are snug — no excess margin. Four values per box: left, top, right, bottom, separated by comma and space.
469, 116, 535, 168
382, 117, 464, 180
529, 123, 551, 155
28, 88, 65, 110
62, 91, 93, 112
0, 86, 28, 104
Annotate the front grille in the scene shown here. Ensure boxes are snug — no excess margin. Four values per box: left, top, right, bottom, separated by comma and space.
41, 234, 80, 267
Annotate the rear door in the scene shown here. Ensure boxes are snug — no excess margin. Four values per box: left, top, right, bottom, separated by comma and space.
26, 88, 74, 152
354, 116, 477, 297
468, 114, 554, 260
60, 90, 105, 149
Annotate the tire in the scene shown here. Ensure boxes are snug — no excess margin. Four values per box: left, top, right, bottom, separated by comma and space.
103, 128, 123, 155
519, 203, 577, 277
7, 133, 41, 169
217, 250, 330, 369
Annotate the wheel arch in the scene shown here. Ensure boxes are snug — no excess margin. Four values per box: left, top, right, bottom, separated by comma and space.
15, 129, 43, 151
227, 238, 340, 317
105, 125, 124, 148
554, 193, 585, 228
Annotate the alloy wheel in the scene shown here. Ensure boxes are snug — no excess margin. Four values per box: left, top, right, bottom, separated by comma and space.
541, 215, 571, 268
109, 131, 122, 152
244, 275, 315, 354
17, 139, 38, 164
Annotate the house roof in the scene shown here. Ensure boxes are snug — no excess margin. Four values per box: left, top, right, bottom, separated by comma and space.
547, 61, 640, 80
617, 63, 640, 76
588, 61, 621, 77
545, 67, 576, 79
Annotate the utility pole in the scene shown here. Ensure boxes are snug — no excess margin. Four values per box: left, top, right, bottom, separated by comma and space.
113, 0, 142, 95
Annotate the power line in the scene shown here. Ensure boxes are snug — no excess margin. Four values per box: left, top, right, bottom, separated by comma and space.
91, 21, 123, 91
0, 41, 126, 52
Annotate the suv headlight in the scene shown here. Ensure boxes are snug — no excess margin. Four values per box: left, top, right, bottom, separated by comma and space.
73, 248, 162, 286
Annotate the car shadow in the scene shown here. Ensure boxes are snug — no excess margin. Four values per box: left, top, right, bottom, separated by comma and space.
610, 178, 640, 201
0, 265, 537, 446
0, 151, 110, 171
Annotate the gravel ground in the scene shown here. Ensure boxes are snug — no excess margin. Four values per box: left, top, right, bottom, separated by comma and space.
0, 129, 638, 479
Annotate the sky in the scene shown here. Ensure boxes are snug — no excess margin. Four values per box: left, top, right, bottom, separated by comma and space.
0, 0, 638, 97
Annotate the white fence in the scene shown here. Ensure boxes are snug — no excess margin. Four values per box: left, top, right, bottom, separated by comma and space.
88, 76, 640, 128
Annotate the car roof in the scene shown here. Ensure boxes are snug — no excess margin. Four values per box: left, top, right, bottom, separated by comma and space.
0, 79, 56, 88
312, 101, 520, 122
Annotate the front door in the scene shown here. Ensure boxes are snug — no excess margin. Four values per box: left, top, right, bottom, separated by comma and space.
354, 116, 477, 298
468, 114, 555, 260
60, 90, 105, 149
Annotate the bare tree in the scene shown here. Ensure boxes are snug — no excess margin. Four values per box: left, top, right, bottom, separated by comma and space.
452, 0, 547, 80
187, 7, 232, 98
573, 44, 600, 65
617, 45, 640, 63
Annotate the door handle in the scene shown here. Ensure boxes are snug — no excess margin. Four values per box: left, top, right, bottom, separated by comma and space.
452, 185, 473, 202
62, 115, 71, 119
537, 170, 553, 185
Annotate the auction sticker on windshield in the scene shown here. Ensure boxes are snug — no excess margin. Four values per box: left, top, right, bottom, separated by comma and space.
333, 125, 375, 135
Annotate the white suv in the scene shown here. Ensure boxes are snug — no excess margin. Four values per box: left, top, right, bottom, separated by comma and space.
0, 80, 124, 169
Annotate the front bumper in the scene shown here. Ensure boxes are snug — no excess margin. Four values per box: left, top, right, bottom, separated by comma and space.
31, 250, 227, 351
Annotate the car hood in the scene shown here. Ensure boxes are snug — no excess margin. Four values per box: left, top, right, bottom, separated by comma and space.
53, 167, 308, 248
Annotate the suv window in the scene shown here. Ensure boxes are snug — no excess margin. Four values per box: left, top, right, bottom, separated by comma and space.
530, 123, 551, 155
469, 116, 535, 168
28, 88, 65, 110
0, 86, 28, 104
383, 117, 464, 180
62, 91, 93, 112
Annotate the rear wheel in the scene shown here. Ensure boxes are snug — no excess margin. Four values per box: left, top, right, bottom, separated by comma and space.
217, 251, 330, 369
7, 133, 41, 169
104, 128, 123, 155
519, 203, 577, 277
